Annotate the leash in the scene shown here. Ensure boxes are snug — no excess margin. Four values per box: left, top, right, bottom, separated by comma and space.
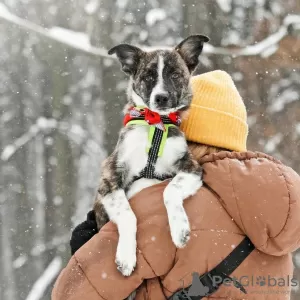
124, 107, 181, 183
169, 236, 255, 300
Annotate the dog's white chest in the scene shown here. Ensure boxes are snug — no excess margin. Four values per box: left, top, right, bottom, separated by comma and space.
118, 126, 149, 179
118, 125, 187, 197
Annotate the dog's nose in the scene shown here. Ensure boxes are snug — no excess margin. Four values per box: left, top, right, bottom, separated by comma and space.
155, 94, 168, 105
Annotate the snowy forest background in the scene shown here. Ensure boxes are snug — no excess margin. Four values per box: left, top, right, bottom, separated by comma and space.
1, 0, 300, 299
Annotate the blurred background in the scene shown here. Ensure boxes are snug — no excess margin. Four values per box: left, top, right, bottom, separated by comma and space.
0, 0, 300, 299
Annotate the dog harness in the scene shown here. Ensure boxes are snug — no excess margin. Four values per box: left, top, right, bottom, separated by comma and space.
123, 106, 181, 183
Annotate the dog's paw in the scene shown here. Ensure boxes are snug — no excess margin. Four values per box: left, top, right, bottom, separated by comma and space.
171, 220, 190, 248
168, 208, 191, 248
115, 240, 137, 276
116, 258, 135, 277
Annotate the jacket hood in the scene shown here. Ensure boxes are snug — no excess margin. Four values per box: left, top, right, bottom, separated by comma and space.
199, 151, 300, 256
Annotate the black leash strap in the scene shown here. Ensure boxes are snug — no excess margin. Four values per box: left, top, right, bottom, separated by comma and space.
170, 236, 255, 300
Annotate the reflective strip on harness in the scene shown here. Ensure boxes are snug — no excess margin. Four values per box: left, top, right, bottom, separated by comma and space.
125, 120, 176, 183
126, 120, 176, 157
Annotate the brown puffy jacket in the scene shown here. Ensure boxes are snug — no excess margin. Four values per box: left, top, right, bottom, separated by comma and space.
52, 151, 300, 300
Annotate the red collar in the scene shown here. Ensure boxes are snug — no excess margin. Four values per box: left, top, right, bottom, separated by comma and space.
123, 107, 181, 131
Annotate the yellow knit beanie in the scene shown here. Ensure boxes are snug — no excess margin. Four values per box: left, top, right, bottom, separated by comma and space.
180, 70, 248, 152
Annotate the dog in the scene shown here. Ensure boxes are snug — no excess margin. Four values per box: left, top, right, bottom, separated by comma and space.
94, 35, 209, 278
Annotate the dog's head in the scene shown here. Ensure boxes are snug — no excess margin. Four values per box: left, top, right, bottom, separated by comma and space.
108, 35, 209, 115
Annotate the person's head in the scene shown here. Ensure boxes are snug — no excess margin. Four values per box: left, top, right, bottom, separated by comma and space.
180, 70, 248, 161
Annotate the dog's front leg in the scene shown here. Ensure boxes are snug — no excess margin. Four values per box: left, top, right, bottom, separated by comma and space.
97, 155, 137, 276
102, 190, 137, 276
163, 151, 202, 248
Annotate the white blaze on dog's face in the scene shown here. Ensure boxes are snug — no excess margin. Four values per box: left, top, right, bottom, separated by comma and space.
108, 35, 209, 114
149, 55, 168, 113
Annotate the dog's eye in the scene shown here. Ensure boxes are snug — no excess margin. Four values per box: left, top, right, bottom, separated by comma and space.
171, 73, 180, 79
145, 76, 154, 82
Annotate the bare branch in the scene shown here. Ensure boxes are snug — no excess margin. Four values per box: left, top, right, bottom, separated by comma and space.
58, 121, 103, 156
204, 24, 286, 57
25, 256, 62, 300
1, 117, 102, 161
0, 3, 111, 58
1, 124, 41, 161
13, 234, 69, 269
205, 15, 300, 57
1, 3, 300, 58
1, 118, 56, 161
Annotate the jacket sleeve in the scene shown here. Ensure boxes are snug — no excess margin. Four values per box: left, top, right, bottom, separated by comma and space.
52, 220, 168, 300
227, 159, 300, 256
51, 256, 104, 300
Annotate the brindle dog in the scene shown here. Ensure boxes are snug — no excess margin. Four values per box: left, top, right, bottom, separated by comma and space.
94, 35, 209, 278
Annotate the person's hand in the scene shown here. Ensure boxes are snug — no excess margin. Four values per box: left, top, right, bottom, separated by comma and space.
70, 210, 98, 255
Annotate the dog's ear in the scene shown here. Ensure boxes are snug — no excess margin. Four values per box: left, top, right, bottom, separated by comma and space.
175, 35, 209, 73
108, 44, 143, 75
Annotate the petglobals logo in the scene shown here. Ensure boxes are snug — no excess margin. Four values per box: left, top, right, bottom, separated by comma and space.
232, 275, 299, 288
175, 273, 299, 299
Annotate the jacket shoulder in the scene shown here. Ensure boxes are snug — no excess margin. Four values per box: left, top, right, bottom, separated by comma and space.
199, 150, 282, 165
201, 151, 300, 256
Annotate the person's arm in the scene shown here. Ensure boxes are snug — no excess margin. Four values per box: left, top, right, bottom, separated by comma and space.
70, 210, 98, 255
53, 182, 175, 300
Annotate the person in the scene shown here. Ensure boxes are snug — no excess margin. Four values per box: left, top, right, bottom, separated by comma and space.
52, 71, 300, 300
